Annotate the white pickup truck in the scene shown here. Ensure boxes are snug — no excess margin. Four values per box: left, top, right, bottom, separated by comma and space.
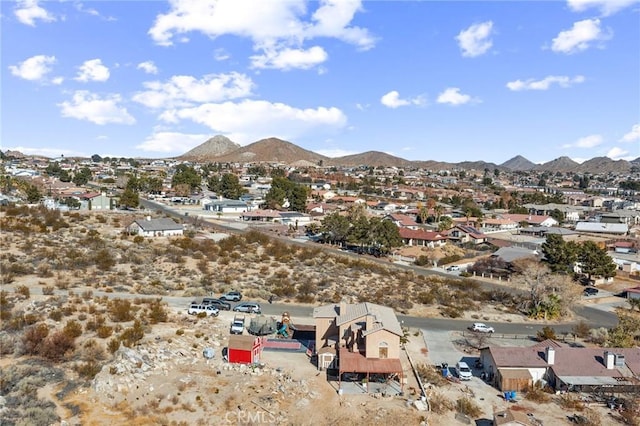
230, 315, 245, 335
188, 304, 219, 316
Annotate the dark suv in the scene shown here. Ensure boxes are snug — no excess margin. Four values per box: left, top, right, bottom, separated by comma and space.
202, 298, 231, 310
583, 287, 599, 296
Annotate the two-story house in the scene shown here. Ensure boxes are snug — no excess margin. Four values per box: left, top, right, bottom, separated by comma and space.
313, 302, 404, 391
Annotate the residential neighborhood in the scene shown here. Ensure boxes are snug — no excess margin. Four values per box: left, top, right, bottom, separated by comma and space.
1, 144, 639, 425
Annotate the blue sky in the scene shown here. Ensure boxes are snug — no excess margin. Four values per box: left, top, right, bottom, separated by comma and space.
2, 0, 639, 164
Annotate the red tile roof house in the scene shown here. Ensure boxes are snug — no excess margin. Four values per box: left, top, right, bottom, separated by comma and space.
447, 225, 487, 245
384, 213, 421, 230
480, 339, 640, 394
398, 228, 447, 248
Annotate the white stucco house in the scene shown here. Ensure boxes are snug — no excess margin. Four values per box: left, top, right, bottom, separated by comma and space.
126, 217, 183, 237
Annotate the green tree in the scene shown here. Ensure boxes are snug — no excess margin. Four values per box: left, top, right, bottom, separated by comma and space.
369, 217, 402, 254
25, 184, 42, 203
171, 164, 201, 193
578, 241, 617, 281
91, 154, 102, 162
72, 167, 92, 186
541, 234, 578, 273
549, 209, 564, 225
320, 212, 350, 245
247, 165, 267, 177
438, 216, 453, 231
59, 170, 72, 182
270, 168, 286, 179
45, 162, 62, 177
119, 188, 139, 208
219, 173, 247, 199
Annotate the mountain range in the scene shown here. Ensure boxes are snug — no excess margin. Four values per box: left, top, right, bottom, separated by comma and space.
176, 136, 639, 174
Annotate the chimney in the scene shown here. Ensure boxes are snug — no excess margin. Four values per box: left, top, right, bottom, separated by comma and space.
339, 300, 346, 316
604, 351, 615, 369
545, 346, 555, 365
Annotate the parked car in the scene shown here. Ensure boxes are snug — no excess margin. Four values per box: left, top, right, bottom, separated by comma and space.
456, 361, 473, 380
230, 315, 245, 335
220, 291, 242, 302
202, 298, 231, 310
188, 304, 219, 316
232, 302, 261, 314
469, 322, 495, 333
583, 287, 599, 296
446, 265, 460, 272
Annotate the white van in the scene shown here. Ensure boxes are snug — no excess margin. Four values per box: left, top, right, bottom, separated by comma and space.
456, 361, 473, 381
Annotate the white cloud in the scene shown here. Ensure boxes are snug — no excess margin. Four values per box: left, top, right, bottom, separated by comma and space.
456, 21, 494, 57
214, 48, 230, 61
58, 91, 135, 125
51, 76, 64, 85
8, 55, 56, 81
506, 75, 585, 91
620, 124, 640, 142
133, 72, 254, 109
562, 134, 603, 149
158, 99, 347, 145
551, 18, 611, 54
75, 59, 110, 82
148, 0, 374, 70
14, 0, 56, 26
436, 88, 476, 106
380, 91, 425, 109
315, 148, 360, 158
136, 131, 211, 153
251, 46, 328, 70
137, 61, 159, 74
567, 0, 639, 16
606, 146, 632, 160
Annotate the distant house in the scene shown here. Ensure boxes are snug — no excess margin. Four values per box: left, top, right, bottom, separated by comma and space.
126, 217, 183, 237
493, 408, 537, 426
491, 246, 539, 264
398, 228, 447, 248
204, 199, 249, 214
80, 192, 114, 210
575, 222, 628, 235
500, 214, 558, 227
227, 335, 263, 364
240, 209, 281, 222
279, 211, 312, 226
384, 213, 420, 230
447, 225, 487, 245
313, 302, 404, 390
480, 339, 640, 393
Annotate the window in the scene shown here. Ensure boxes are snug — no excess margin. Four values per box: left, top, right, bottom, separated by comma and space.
378, 341, 388, 359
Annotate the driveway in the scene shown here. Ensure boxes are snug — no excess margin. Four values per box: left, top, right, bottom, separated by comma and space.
422, 329, 466, 367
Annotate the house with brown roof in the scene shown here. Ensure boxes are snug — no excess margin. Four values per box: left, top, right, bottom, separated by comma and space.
493, 408, 538, 426
480, 339, 640, 394
447, 225, 487, 245
313, 302, 404, 391
384, 213, 420, 230
398, 228, 447, 248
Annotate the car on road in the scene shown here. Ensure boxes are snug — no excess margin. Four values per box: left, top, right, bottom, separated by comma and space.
188, 304, 219, 316
446, 265, 460, 272
220, 291, 242, 302
583, 287, 599, 296
232, 302, 261, 314
469, 322, 495, 333
202, 298, 231, 310
456, 361, 473, 380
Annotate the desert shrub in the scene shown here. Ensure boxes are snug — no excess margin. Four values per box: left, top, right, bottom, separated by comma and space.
76, 360, 102, 380
414, 255, 432, 267
558, 393, 584, 410
524, 382, 551, 403
589, 327, 608, 345
176, 329, 185, 336
42, 286, 55, 296
438, 255, 462, 267
22, 323, 49, 355
0, 332, 17, 355
108, 299, 134, 322
15, 285, 30, 298
572, 320, 591, 339
36, 263, 53, 278
440, 306, 463, 318
85, 315, 105, 332
536, 326, 557, 341
133, 235, 144, 244
96, 325, 114, 339
416, 363, 447, 386
107, 338, 120, 354
63, 320, 83, 339
39, 330, 75, 362
120, 320, 145, 348
81, 339, 106, 361
94, 249, 116, 271
429, 391, 454, 414
455, 397, 481, 418
49, 309, 63, 322
146, 299, 168, 324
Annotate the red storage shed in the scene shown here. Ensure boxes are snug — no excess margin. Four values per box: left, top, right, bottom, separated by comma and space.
228, 335, 263, 364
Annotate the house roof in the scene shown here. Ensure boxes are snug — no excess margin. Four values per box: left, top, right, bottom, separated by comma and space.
314, 302, 403, 337
387, 213, 418, 227
491, 246, 538, 263
454, 225, 486, 239
494, 409, 535, 426
575, 222, 629, 234
241, 209, 281, 218
228, 334, 260, 351
501, 214, 556, 225
133, 217, 183, 232
485, 345, 640, 378
338, 348, 403, 374
398, 228, 447, 241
